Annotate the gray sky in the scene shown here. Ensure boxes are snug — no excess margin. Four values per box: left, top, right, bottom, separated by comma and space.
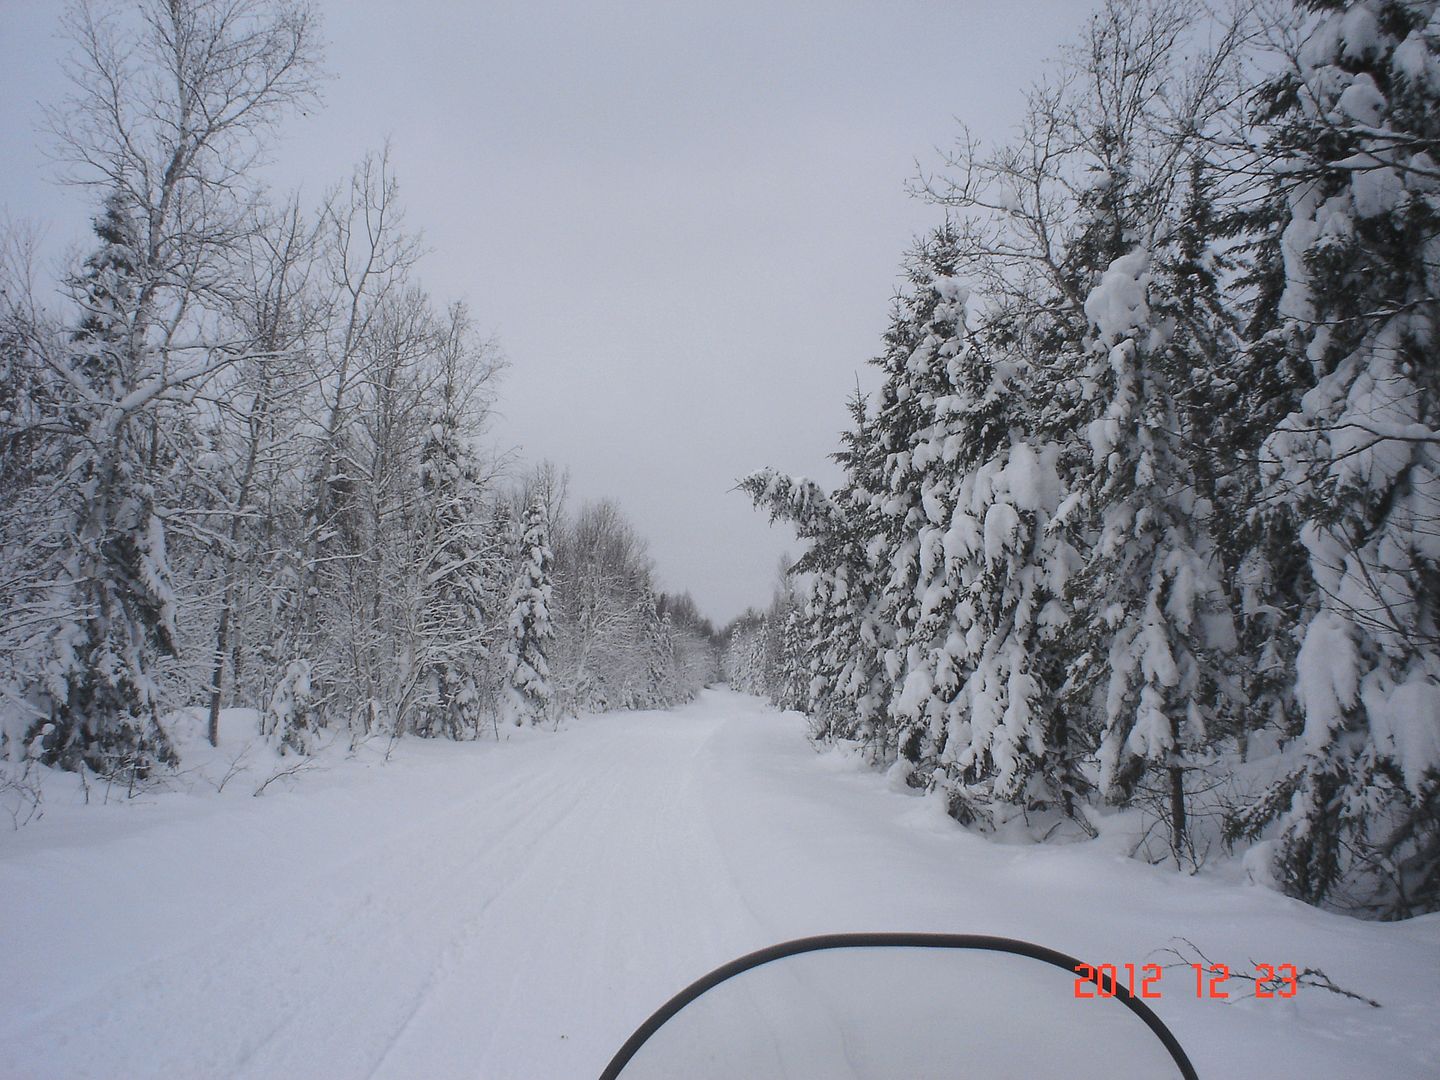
1, 0, 1087, 626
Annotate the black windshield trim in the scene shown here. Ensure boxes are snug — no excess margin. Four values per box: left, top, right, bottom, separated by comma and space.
597, 931, 1199, 1080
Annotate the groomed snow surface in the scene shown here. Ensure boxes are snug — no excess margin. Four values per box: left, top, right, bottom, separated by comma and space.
2, 689, 1435, 1079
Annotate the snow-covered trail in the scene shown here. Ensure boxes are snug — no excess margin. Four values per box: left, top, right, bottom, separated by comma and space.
1, 689, 1435, 1079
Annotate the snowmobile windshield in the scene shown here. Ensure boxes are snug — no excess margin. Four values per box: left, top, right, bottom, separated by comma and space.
600, 933, 1197, 1080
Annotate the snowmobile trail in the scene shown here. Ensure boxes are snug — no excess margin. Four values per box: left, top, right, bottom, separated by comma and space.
2, 689, 1436, 1079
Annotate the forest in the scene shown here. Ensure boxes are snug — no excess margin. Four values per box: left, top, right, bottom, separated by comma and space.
2, 0, 1437, 939
723, 0, 1440, 920
0, 2, 719, 785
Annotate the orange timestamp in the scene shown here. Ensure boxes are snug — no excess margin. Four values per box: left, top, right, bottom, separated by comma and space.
1073, 962, 1300, 1000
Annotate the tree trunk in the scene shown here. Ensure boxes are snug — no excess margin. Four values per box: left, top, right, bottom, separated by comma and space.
1168, 762, 1187, 867
206, 599, 233, 747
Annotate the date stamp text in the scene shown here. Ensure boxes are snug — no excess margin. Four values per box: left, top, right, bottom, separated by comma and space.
1073, 963, 1300, 1000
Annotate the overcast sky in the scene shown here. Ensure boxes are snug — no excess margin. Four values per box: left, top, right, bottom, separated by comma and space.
1, 0, 1088, 626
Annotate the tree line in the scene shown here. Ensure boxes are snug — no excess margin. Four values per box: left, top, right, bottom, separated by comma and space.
0, 0, 718, 781
727, 0, 1439, 920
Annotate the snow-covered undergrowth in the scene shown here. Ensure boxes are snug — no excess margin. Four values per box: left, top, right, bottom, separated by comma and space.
2, 690, 1435, 1079
0, 705, 526, 827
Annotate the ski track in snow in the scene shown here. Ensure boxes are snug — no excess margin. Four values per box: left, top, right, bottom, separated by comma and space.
2, 688, 1437, 1079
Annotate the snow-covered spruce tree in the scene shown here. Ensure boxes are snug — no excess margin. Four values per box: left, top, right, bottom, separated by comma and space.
862, 216, 1109, 821
744, 614, 771, 697
503, 497, 555, 726
23, 193, 179, 775
789, 567, 855, 734
1168, 158, 1309, 765
641, 596, 678, 708
860, 225, 1083, 824
740, 444, 887, 737
870, 251, 1001, 813
822, 390, 895, 741
1246, 0, 1440, 915
917, 1, 1249, 843
475, 499, 518, 711
864, 228, 975, 777
640, 592, 711, 710
783, 604, 812, 712
913, 295, 1089, 827
264, 659, 314, 752
768, 585, 809, 713
1064, 250, 1237, 865
416, 306, 496, 738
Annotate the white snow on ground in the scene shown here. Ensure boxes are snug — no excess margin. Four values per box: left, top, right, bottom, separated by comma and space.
1, 689, 1436, 1079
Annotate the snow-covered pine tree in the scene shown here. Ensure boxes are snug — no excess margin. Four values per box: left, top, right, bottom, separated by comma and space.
768, 589, 809, 713
1248, 0, 1440, 915
867, 228, 973, 777
475, 499, 517, 712
416, 314, 491, 738
25, 193, 179, 776
864, 224, 1078, 820
920, 303, 1087, 826
1065, 249, 1236, 865
948, 4, 1245, 846
739, 443, 885, 737
821, 390, 894, 740
745, 614, 772, 697
264, 658, 314, 753
640, 594, 677, 708
503, 496, 555, 726
1166, 157, 1306, 766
